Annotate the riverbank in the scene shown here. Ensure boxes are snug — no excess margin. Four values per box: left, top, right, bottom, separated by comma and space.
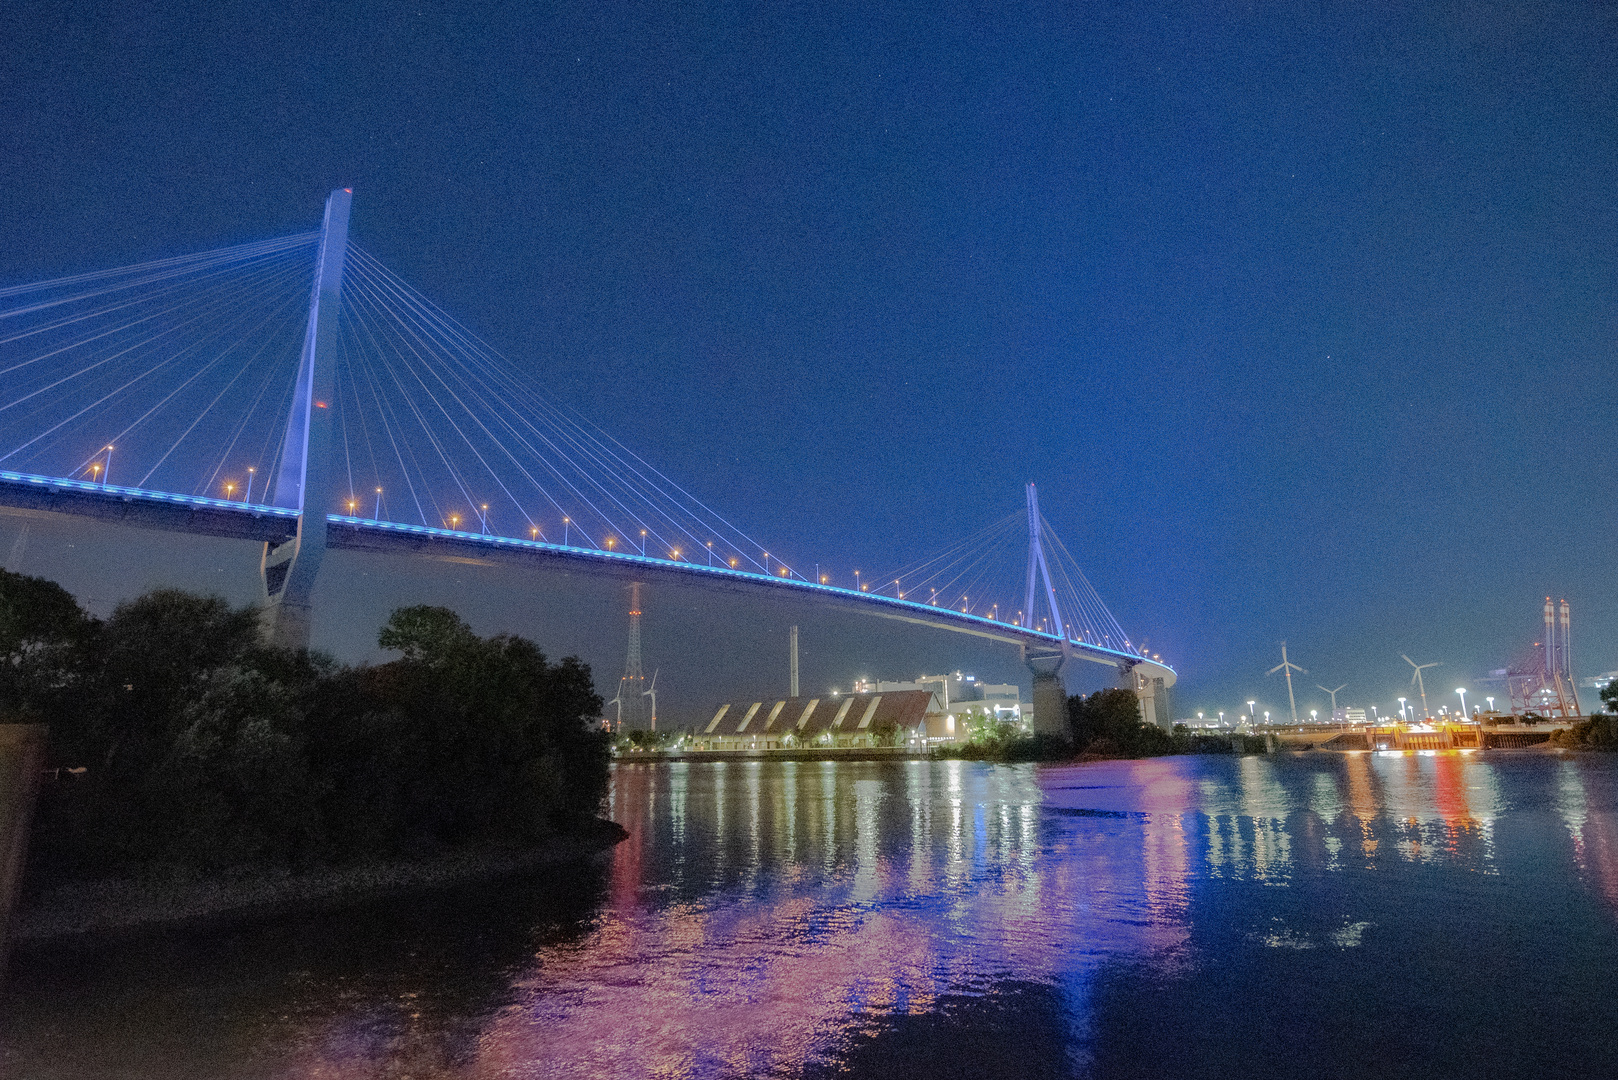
11, 818, 626, 947
617, 747, 934, 763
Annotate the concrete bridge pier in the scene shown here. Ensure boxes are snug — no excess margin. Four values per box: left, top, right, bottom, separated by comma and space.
1025, 646, 1069, 741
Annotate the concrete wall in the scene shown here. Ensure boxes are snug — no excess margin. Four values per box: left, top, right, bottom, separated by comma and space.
0, 725, 46, 986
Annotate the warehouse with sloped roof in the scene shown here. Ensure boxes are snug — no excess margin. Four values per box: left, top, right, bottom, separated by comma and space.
689, 689, 954, 751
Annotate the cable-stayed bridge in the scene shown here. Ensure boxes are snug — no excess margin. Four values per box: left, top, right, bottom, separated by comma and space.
0, 189, 1175, 736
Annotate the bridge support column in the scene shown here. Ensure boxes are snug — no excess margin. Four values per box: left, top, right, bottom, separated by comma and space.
1024, 647, 1069, 741
260, 188, 351, 650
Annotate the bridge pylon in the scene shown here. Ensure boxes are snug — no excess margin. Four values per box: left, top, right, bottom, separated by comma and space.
1022, 482, 1073, 741
259, 188, 351, 650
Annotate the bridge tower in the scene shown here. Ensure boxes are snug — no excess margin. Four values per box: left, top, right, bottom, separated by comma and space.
1021, 482, 1072, 741
259, 188, 352, 649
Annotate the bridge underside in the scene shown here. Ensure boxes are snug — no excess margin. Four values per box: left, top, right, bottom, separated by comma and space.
0, 472, 298, 545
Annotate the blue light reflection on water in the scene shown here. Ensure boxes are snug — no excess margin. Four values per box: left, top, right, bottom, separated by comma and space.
5, 753, 1618, 1078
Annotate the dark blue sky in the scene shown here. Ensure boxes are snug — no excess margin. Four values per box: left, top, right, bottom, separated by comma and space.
3, 1, 1614, 721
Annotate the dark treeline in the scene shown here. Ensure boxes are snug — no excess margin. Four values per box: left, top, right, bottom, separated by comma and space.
0, 569, 611, 884
1069, 688, 1263, 756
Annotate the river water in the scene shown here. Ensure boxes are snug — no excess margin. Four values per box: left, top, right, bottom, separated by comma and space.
5, 752, 1618, 1078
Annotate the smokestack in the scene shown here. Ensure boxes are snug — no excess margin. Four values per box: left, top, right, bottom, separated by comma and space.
789, 625, 799, 698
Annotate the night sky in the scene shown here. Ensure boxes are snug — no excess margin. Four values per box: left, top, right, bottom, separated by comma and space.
2, 1, 1614, 724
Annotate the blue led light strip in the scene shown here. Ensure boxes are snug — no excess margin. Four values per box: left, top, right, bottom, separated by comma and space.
0, 469, 299, 517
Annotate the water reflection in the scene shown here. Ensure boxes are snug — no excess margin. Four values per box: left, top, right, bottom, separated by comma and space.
1557, 759, 1618, 912
7, 753, 1618, 1079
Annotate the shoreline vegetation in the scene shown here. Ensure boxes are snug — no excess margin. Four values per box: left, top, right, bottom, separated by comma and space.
940, 687, 1276, 762
1, 569, 620, 943
1550, 713, 1618, 750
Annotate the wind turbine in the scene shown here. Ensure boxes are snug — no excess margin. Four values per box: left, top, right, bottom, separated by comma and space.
604, 686, 624, 733
642, 668, 659, 732
1317, 683, 1347, 720
1268, 643, 1307, 724
1402, 655, 1440, 719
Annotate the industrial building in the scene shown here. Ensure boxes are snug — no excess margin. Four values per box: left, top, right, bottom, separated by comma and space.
690, 690, 954, 751
854, 671, 1023, 722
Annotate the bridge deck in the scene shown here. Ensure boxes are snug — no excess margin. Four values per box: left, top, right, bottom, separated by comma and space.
0, 470, 1174, 683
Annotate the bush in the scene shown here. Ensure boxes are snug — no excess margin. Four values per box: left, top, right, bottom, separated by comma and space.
1552, 715, 1618, 750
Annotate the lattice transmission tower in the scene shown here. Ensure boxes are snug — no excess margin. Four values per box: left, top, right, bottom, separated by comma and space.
609, 582, 650, 732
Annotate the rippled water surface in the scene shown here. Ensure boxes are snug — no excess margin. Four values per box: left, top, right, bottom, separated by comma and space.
7, 752, 1618, 1078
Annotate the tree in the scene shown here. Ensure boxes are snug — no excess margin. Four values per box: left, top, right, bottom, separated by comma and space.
377, 604, 480, 666
153, 664, 322, 867
1068, 687, 1173, 756
23, 586, 616, 883
0, 568, 99, 731
94, 589, 262, 784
